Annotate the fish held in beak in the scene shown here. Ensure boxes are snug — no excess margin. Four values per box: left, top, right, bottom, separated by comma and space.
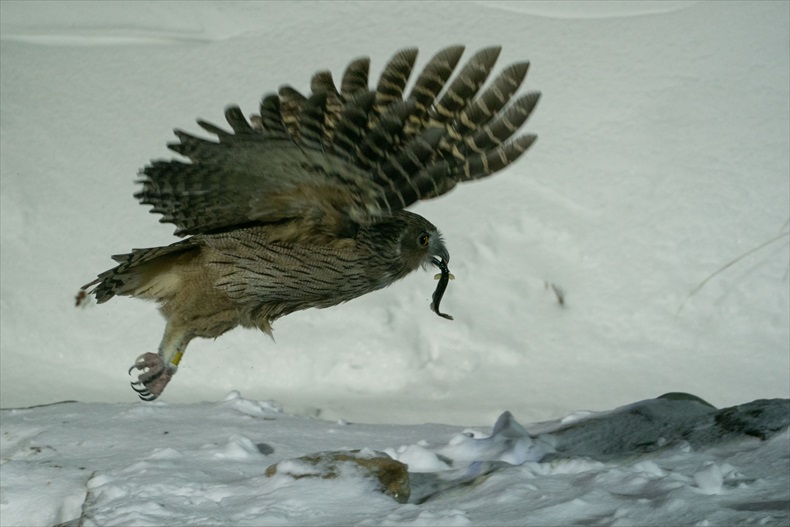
430, 257, 454, 320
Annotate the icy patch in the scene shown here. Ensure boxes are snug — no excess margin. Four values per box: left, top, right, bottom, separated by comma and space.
435, 411, 554, 466
694, 462, 725, 495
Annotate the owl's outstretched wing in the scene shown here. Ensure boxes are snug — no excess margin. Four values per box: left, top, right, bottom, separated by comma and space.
135, 46, 540, 240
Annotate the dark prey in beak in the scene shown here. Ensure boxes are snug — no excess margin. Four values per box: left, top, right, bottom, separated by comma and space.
430, 257, 454, 320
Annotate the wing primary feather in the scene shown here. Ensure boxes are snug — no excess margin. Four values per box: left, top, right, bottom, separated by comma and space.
464, 91, 541, 154
258, 94, 289, 138
453, 62, 530, 137
428, 46, 501, 124
382, 127, 442, 178
457, 134, 537, 181
355, 100, 415, 167
279, 85, 307, 138
330, 91, 376, 162
310, 70, 343, 143
196, 119, 232, 139
407, 45, 465, 114
311, 70, 337, 95
224, 105, 254, 134
412, 161, 452, 199
298, 92, 329, 151
372, 129, 449, 209
168, 129, 216, 160
374, 48, 418, 113
340, 57, 370, 99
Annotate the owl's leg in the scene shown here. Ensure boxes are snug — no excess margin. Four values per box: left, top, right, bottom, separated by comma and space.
129, 324, 192, 401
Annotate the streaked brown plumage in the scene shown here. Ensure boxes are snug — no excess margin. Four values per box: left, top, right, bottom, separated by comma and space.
81, 45, 540, 400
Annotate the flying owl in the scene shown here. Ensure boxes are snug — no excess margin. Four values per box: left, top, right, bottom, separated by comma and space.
81, 46, 540, 401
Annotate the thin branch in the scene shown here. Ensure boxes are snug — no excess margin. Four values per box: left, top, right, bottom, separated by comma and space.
677, 229, 790, 315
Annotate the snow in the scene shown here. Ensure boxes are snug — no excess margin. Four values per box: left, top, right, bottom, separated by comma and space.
1, 394, 788, 525
0, 1, 788, 525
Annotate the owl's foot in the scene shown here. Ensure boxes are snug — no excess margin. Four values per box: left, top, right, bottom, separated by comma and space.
129, 353, 175, 401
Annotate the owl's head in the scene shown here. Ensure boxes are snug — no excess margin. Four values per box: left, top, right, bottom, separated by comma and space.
394, 211, 449, 273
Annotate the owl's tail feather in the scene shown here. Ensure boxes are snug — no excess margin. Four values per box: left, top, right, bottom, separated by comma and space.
82, 240, 198, 304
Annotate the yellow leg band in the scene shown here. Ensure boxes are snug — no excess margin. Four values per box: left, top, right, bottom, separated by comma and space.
171, 351, 184, 367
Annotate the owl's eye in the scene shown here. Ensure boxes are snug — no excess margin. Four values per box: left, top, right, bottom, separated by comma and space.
418, 233, 430, 247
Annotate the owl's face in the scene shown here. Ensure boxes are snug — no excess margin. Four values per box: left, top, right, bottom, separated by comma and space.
395, 211, 449, 273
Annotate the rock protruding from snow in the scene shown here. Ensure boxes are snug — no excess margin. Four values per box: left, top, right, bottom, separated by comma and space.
544, 395, 790, 460
264, 449, 410, 503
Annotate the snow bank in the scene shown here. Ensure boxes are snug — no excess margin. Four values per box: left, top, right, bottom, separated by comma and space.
1, 394, 788, 526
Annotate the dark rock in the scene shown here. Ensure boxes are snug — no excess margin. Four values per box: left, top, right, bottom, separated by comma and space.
546, 396, 790, 461
255, 442, 275, 455
711, 399, 790, 441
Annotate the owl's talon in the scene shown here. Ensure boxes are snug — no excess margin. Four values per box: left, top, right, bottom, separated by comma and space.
131, 383, 158, 401
128, 352, 175, 401
130, 382, 155, 400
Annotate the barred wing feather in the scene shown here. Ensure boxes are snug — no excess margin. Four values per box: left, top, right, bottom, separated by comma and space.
135, 46, 540, 239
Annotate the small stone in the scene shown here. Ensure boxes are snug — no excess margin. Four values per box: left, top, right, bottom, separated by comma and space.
264, 449, 410, 503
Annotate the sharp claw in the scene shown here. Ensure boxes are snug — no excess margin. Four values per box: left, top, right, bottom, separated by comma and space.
128, 353, 174, 402
130, 382, 157, 401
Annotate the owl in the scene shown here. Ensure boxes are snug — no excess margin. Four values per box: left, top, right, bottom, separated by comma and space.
81, 46, 540, 400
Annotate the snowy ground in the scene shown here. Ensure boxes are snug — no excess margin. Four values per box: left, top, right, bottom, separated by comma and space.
1, 1, 789, 525
1, 0, 788, 423
2, 394, 789, 526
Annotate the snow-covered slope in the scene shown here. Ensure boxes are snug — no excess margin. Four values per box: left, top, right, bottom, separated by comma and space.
1, 394, 788, 526
1, 1, 788, 425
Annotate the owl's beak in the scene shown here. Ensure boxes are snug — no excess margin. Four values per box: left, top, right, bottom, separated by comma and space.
429, 238, 450, 267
